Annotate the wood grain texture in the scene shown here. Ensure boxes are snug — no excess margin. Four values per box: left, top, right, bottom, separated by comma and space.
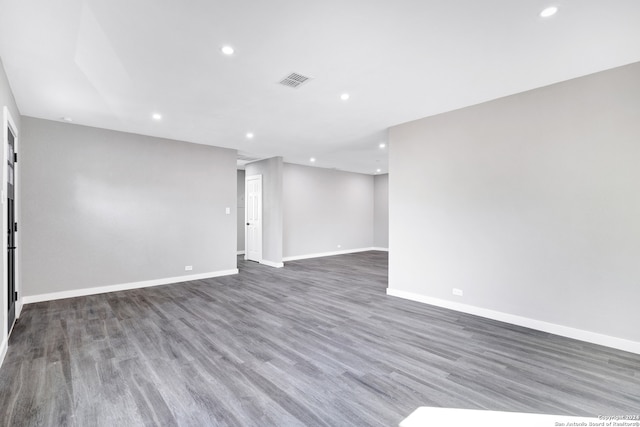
1, 251, 639, 426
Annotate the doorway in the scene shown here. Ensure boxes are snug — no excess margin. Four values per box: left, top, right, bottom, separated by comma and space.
3, 107, 18, 336
245, 174, 262, 262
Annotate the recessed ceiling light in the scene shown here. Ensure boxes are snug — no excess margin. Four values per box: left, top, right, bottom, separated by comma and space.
61, 117, 73, 122
540, 6, 558, 17
379, 143, 386, 149
310, 157, 316, 163
221, 46, 234, 55
340, 93, 350, 101
152, 113, 162, 120
246, 132, 254, 139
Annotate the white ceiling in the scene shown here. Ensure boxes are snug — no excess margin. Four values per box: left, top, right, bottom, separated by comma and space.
1, 0, 639, 174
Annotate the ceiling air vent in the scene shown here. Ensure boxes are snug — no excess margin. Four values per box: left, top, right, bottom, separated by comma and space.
278, 72, 311, 89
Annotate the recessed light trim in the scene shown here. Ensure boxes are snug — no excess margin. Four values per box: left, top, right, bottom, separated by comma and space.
340, 93, 350, 101
540, 6, 558, 17
379, 143, 386, 149
152, 113, 162, 121
376, 169, 382, 173
310, 157, 316, 163
246, 132, 254, 139
221, 45, 234, 55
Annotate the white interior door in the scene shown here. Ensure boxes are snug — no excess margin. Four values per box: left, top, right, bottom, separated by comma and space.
245, 175, 262, 262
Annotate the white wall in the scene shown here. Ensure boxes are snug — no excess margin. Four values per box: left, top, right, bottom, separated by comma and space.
283, 164, 374, 258
374, 174, 388, 249
389, 62, 640, 351
0, 58, 19, 134
20, 117, 238, 298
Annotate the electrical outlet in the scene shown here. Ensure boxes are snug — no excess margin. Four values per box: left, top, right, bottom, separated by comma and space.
452, 288, 463, 297
225, 207, 231, 215
185, 265, 193, 271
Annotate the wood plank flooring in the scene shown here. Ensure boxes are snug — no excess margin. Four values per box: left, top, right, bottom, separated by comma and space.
1, 251, 639, 426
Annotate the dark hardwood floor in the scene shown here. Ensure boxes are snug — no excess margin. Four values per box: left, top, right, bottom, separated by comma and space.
1, 251, 639, 426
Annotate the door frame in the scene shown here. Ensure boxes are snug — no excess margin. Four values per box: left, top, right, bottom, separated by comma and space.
2, 106, 20, 343
245, 174, 262, 263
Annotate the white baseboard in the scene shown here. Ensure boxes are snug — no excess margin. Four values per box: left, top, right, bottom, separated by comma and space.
1, 306, 20, 369
22, 269, 239, 305
236, 250, 245, 255
0, 336, 7, 369
283, 247, 377, 262
387, 288, 640, 355
372, 247, 389, 252
260, 260, 284, 268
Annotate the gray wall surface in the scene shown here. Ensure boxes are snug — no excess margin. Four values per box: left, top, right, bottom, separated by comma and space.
20, 117, 237, 296
245, 157, 283, 264
389, 62, 640, 342
1, 57, 21, 344
373, 174, 389, 249
283, 164, 373, 258
237, 169, 245, 253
